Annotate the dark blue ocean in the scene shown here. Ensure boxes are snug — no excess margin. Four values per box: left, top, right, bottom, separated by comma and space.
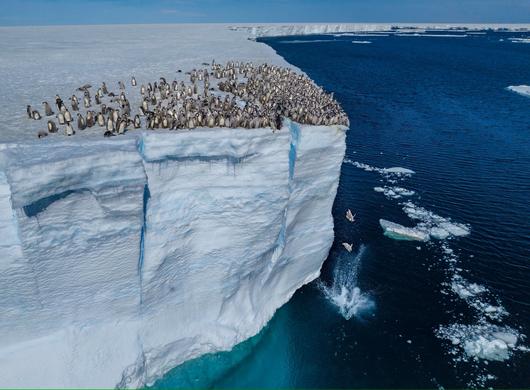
155, 31, 530, 389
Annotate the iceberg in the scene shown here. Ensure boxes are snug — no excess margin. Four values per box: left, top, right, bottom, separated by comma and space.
0, 23, 349, 388
0, 121, 346, 388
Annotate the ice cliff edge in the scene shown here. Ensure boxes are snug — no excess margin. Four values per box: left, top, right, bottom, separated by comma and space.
0, 120, 346, 388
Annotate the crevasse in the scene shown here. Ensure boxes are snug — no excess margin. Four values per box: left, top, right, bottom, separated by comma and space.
0, 121, 346, 388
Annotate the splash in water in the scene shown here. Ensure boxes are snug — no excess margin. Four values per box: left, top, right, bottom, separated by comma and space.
319, 244, 375, 320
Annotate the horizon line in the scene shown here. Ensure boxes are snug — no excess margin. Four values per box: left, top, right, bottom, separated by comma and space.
1, 21, 530, 28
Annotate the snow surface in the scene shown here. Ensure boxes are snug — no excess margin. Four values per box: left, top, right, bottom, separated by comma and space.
0, 25, 347, 388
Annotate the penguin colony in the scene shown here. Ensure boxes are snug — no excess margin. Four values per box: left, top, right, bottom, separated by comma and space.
26, 61, 349, 139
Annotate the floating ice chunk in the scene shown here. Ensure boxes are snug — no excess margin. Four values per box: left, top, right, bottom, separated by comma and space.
379, 219, 429, 241
344, 160, 415, 181
508, 37, 530, 43
401, 201, 470, 240
451, 275, 487, 300
436, 323, 527, 362
373, 186, 415, 199
396, 33, 468, 38
382, 167, 415, 175
507, 85, 530, 98
352, 40, 372, 44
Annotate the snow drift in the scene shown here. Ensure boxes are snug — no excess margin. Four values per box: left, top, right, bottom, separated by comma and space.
0, 121, 346, 388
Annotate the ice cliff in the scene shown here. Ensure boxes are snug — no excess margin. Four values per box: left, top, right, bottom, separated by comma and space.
231, 23, 530, 38
0, 120, 346, 387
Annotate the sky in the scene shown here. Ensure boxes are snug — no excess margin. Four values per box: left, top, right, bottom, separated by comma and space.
0, 0, 529, 26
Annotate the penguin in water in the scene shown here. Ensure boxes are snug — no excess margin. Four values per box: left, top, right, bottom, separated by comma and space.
47, 120, 58, 133
43, 101, 54, 116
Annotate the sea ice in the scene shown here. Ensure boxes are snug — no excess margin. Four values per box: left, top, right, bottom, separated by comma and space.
507, 85, 530, 98
379, 219, 429, 241
436, 323, 527, 362
373, 186, 415, 199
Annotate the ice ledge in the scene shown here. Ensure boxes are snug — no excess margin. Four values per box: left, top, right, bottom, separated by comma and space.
0, 122, 346, 388
230, 23, 530, 37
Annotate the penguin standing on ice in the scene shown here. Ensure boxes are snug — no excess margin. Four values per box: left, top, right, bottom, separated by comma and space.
64, 110, 72, 124
43, 101, 54, 116
131, 77, 137, 87
65, 123, 75, 136
47, 120, 58, 133
77, 113, 86, 130
55, 95, 64, 111
26, 105, 32, 119
133, 114, 141, 128
32, 110, 42, 120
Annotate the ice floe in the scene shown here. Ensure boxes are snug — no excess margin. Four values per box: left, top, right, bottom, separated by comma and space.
374, 186, 415, 200
436, 323, 527, 363
507, 85, 530, 98
344, 159, 415, 180
352, 41, 372, 44
401, 201, 471, 239
508, 37, 530, 43
379, 219, 429, 241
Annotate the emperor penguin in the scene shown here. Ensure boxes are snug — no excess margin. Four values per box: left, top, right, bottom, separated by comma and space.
55, 95, 64, 110
83, 96, 91, 108
86, 111, 95, 127
117, 119, 126, 134
131, 77, 137, 87
26, 105, 32, 119
101, 82, 109, 95
32, 110, 42, 120
118, 81, 125, 90
97, 112, 105, 127
133, 114, 141, 128
77, 113, 87, 130
64, 110, 72, 123
37, 130, 48, 139
43, 101, 54, 116
106, 117, 114, 133
65, 123, 75, 136
71, 97, 79, 111
47, 120, 58, 133
57, 112, 66, 125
